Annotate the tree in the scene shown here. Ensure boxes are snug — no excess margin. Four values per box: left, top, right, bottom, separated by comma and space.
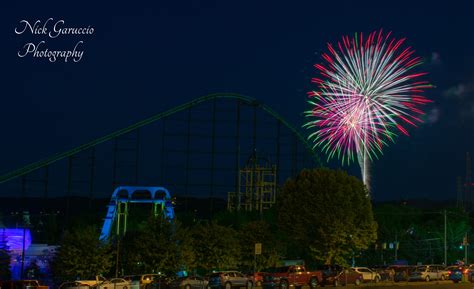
0, 228, 11, 280
36, 211, 60, 244
277, 168, 377, 265
25, 259, 41, 279
410, 208, 469, 264
175, 223, 197, 272
371, 203, 422, 264
238, 220, 281, 271
373, 205, 471, 265
121, 216, 195, 275
191, 221, 240, 271
0, 249, 10, 280
51, 226, 114, 281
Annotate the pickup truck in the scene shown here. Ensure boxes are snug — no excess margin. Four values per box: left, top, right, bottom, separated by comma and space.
262, 265, 322, 289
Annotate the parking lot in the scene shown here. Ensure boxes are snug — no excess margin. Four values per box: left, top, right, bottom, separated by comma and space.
359, 281, 474, 288
279, 281, 474, 288
332, 281, 472, 288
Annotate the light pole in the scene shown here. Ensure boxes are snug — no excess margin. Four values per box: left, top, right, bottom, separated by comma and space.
444, 210, 447, 265
464, 233, 468, 264
20, 227, 26, 279
394, 234, 398, 261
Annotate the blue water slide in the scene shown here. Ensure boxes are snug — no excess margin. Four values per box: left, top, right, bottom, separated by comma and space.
99, 186, 175, 242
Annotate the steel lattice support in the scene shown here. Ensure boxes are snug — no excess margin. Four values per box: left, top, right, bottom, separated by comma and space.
0, 93, 322, 221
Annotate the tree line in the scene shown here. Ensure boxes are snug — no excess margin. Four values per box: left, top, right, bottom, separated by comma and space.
51, 168, 377, 281
4, 168, 470, 282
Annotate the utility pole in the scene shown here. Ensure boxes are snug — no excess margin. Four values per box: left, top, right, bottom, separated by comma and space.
464, 233, 468, 264
444, 210, 447, 265
20, 227, 26, 279
254, 243, 262, 273
381, 243, 385, 265
395, 233, 398, 261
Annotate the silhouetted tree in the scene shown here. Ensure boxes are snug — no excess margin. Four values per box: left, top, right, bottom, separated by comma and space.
121, 216, 195, 275
278, 168, 377, 265
51, 226, 113, 281
191, 221, 240, 271
0, 227, 11, 280
374, 204, 471, 265
238, 220, 281, 271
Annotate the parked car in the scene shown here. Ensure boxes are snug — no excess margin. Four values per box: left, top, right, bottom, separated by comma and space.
146, 276, 173, 289
261, 265, 322, 289
372, 266, 395, 281
208, 271, 252, 289
98, 278, 131, 289
408, 265, 445, 282
392, 265, 416, 282
351, 267, 381, 283
438, 266, 450, 280
124, 274, 166, 289
59, 281, 92, 289
169, 276, 208, 289
0, 280, 49, 289
466, 264, 474, 282
60, 276, 108, 289
316, 264, 342, 286
244, 272, 264, 287
446, 264, 474, 282
319, 267, 363, 286
447, 265, 467, 283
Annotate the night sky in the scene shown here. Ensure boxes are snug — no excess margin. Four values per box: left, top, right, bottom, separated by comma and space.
1, 1, 473, 201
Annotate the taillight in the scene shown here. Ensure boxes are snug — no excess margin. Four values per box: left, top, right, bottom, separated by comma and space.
448, 270, 451, 275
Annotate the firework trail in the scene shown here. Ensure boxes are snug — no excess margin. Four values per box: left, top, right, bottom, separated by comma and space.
305, 30, 432, 192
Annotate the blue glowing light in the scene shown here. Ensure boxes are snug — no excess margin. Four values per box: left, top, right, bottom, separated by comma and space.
1, 228, 32, 252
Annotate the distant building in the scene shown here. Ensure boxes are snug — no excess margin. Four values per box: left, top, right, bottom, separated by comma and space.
0, 228, 56, 280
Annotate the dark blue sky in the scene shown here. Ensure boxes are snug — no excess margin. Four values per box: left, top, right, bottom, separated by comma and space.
1, 0, 473, 201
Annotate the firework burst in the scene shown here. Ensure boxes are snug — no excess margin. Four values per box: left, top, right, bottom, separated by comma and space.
305, 30, 432, 190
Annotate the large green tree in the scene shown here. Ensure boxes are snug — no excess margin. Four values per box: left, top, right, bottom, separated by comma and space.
51, 226, 114, 281
277, 168, 377, 265
191, 221, 240, 271
121, 216, 195, 275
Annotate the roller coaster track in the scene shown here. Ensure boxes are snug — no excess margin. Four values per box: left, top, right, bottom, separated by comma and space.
0, 93, 321, 184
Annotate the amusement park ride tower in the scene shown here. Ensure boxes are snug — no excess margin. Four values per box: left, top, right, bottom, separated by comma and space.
227, 153, 277, 214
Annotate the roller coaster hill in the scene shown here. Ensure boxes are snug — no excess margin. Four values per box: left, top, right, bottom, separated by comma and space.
0, 93, 321, 233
